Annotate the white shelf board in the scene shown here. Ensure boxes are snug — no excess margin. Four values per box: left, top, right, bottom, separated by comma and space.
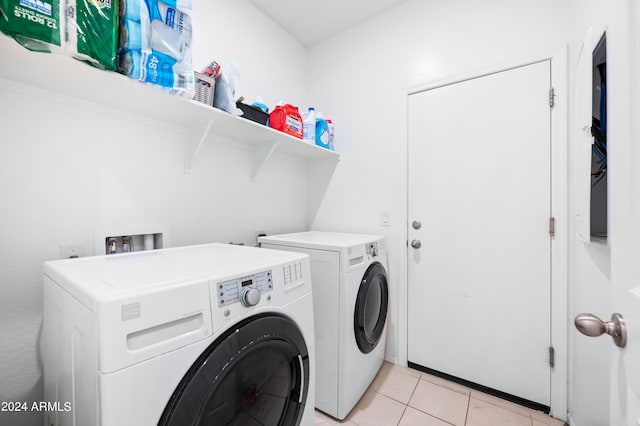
0, 35, 340, 178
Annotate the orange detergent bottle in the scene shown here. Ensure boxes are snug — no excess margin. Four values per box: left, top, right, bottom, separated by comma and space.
269, 104, 303, 139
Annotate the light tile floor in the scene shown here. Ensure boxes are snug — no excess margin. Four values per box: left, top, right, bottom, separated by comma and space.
314, 362, 566, 426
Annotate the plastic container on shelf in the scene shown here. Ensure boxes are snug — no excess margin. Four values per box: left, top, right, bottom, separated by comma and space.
193, 72, 216, 106
251, 96, 269, 113
302, 107, 316, 143
269, 103, 303, 139
315, 112, 331, 150
236, 101, 269, 125
326, 119, 335, 151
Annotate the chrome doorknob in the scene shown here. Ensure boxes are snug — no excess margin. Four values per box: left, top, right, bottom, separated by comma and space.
574, 313, 627, 348
410, 239, 422, 249
412, 220, 422, 230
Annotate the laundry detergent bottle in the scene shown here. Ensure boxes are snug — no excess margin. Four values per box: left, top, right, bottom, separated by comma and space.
315, 112, 331, 150
269, 103, 303, 139
302, 107, 316, 143
326, 119, 335, 150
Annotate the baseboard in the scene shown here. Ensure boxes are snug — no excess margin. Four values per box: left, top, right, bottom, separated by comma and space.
384, 354, 400, 365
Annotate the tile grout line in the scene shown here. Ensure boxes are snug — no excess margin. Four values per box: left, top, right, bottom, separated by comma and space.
372, 370, 423, 406
371, 385, 410, 407
421, 374, 473, 398
405, 373, 422, 408
396, 404, 409, 426
470, 391, 540, 419
400, 376, 461, 426
341, 366, 561, 426
394, 372, 422, 425
463, 392, 471, 426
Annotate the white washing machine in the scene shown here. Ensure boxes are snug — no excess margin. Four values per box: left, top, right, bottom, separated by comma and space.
41, 243, 315, 426
259, 232, 388, 420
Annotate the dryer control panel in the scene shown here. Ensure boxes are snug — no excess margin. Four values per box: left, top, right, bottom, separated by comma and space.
215, 270, 272, 307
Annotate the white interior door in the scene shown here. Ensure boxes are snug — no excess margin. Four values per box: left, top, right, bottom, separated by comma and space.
407, 61, 552, 406
606, 3, 640, 424
608, 258, 640, 426
570, 4, 640, 424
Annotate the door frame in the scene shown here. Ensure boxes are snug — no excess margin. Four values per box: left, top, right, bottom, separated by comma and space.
397, 47, 569, 418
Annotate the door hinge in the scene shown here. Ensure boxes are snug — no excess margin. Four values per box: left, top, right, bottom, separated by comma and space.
549, 87, 555, 108
549, 346, 555, 368
549, 217, 556, 237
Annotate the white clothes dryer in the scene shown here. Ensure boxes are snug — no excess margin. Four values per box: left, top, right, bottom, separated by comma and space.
41, 243, 315, 426
259, 232, 389, 420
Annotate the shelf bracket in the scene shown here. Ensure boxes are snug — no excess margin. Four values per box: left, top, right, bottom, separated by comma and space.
251, 140, 279, 182
185, 119, 214, 173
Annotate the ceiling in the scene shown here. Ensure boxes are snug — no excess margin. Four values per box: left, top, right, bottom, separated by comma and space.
247, 0, 413, 47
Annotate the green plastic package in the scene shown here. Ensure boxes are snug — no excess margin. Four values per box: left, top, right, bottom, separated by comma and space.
0, 0, 119, 69
0, 0, 63, 52
67, 0, 119, 70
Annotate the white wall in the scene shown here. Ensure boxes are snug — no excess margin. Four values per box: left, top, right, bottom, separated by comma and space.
191, 1, 308, 109
0, 2, 308, 425
306, 0, 571, 372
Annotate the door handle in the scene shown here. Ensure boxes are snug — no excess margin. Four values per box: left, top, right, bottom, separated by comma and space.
410, 239, 421, 249
574, 313, 627, 348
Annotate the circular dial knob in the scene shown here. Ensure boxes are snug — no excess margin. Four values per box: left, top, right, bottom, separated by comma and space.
241, 288, 261, 307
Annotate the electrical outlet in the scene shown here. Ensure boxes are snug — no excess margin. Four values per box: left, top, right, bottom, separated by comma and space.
380, 210, 391, 227
60, 244, 86, 259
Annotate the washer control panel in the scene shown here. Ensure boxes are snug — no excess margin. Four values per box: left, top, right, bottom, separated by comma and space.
216, 270, 272, 307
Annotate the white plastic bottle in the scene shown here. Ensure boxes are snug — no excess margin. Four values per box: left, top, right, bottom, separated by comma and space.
302, 107, 316, 143
150, 2, 192, 61
326, 119, 335, 150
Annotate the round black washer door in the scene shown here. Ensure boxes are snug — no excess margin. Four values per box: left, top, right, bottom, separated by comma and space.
159, 313, 310, 426
354, 261, 389, 354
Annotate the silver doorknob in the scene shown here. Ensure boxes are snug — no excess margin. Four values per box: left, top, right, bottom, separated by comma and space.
411, 239, 422, 249
575, 313, 627, 348
412, 220, 422, 230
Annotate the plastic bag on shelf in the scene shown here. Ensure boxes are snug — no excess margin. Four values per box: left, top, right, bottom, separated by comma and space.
117, 0, 194, 97
212, 60, 242, 115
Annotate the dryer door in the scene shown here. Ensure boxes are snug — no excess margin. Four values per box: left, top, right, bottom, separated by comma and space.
159, 313, 310, 426
354, 261, 389, 354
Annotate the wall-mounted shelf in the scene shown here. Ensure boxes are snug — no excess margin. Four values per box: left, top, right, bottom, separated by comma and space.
0, 35, 340, 180
184, 99, 340, 180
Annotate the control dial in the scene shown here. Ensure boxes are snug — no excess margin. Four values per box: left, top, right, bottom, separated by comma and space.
241, 288, 261, 307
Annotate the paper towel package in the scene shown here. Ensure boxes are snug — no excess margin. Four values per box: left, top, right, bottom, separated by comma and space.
0, 0, 64, 52
66, 0, 119, 70
1, 0, 194, 95
0, 0, 118, 70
